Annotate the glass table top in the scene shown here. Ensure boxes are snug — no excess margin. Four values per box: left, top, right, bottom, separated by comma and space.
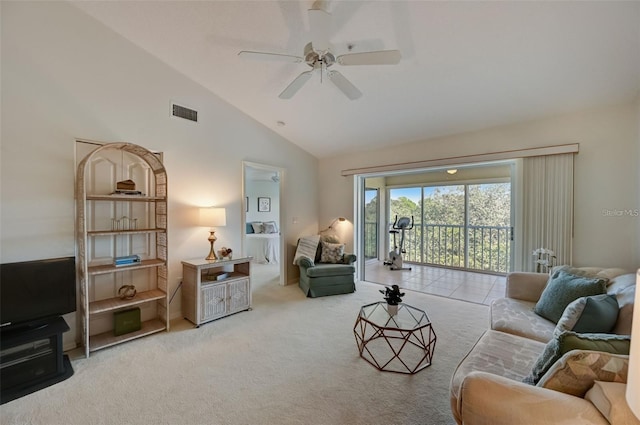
357, 302, 431, 331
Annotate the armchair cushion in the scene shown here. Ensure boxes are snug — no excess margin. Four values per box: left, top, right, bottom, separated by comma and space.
306, 263, 356, 278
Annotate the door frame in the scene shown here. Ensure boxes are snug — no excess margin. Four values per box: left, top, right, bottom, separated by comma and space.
242, 161, 286, 286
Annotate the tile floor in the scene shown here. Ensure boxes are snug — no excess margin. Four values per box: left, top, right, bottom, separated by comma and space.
364, 261, 506, 306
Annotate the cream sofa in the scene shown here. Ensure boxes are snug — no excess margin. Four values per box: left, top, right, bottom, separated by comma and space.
450, 267, 637, 425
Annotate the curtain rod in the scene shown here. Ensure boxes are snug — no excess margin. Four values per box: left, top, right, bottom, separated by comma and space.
340, 143, 579, 176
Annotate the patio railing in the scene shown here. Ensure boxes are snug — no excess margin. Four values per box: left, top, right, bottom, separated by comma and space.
388, 223, 511, 273
364, 221, 378, 259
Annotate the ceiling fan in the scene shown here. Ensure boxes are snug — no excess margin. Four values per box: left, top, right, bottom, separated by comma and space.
238, 2, 401, 100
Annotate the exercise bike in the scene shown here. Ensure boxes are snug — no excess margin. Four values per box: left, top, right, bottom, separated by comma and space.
383, 215, 414, 271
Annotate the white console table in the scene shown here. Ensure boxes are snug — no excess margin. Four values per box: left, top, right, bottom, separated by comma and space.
181, 257, 252, 327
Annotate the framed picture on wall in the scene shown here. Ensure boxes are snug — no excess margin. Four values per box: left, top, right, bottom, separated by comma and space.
258, 197, 271, 212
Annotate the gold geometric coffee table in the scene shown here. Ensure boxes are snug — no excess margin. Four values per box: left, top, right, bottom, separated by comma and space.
353, 302, 437, 374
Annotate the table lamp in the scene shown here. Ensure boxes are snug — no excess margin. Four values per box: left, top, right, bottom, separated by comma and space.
199, 207, 226, 260
626, 269, 640, 419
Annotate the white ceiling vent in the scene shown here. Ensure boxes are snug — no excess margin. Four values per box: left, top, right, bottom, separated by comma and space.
171, 103, 198, 122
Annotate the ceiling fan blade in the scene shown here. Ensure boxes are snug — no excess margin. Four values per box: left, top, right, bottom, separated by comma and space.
238, 51, 303, 63
279, 71, 313, 99
308, 8, 331, 52
327, 70, 362, 100
337, 50, 401, 66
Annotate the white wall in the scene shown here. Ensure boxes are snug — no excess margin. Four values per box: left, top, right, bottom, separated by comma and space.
320, 100, 640, 272
246, 180, 280, 226
0, 2, 319, 348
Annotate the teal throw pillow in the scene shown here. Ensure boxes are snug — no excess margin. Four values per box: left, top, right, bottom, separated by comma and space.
523, 331, 631, 385
554, 294, 619, 337
534, 268, 608, 323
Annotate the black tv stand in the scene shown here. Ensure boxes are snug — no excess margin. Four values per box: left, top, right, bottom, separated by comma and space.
1, 316, 74, 404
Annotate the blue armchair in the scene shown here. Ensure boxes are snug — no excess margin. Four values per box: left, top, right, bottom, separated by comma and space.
296, 238, 356, 298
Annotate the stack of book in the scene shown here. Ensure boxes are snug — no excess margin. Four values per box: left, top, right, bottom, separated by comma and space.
112, 189, 144, 196
115, 255, 141, 267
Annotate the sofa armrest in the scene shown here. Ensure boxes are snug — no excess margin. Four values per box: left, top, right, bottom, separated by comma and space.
343, 253, 356, 265
506, 272, 549, 302
459, 371, 609, 425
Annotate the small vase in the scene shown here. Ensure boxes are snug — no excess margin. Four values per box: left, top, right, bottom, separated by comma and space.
387, 304, 398, 316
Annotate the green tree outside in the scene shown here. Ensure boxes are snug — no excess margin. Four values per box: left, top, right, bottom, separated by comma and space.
385, 183, 511, 272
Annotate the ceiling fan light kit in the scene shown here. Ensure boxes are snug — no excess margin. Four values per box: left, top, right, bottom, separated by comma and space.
238, 3, 401, 100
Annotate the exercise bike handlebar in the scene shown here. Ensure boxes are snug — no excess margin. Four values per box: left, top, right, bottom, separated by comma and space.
391, 215, 414, 230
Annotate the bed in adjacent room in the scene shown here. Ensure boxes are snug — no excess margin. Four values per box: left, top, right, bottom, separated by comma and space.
246, 221, 280, 264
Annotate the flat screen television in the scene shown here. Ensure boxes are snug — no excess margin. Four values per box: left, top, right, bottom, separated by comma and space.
1, 256, 76, 330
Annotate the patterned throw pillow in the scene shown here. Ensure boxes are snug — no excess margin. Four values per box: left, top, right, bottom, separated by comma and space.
320, 242, 345, 263
251, 222, 264, 234
540, 352, 629, 397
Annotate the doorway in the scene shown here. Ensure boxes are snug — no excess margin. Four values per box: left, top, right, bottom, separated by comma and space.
242, 161, 285, 286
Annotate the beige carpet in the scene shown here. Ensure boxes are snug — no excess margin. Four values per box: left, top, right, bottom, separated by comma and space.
0, 266, 488, 425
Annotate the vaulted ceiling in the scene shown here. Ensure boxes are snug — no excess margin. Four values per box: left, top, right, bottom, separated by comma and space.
73, 1, 640, 159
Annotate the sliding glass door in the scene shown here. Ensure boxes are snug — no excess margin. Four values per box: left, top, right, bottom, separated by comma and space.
387, 182, 511, 273
364, 188, 379, 260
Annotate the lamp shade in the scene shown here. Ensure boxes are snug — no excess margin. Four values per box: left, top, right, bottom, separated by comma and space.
199, 207, 226, 228
626, 269, 640, 419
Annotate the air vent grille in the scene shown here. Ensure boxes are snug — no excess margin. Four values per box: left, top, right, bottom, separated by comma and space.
172, 103, 198, 122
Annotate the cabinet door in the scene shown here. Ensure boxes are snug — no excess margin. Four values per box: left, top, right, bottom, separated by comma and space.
201, 283, 227, 322
228, 278, 250, 313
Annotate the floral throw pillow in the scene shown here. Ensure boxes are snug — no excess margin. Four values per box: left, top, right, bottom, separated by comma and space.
320, 242, 345, 264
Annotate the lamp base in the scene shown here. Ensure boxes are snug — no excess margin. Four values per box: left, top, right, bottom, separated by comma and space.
205, 230, 218, 261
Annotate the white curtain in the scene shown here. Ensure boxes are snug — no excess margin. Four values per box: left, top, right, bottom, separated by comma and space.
519, 153, 574, 272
